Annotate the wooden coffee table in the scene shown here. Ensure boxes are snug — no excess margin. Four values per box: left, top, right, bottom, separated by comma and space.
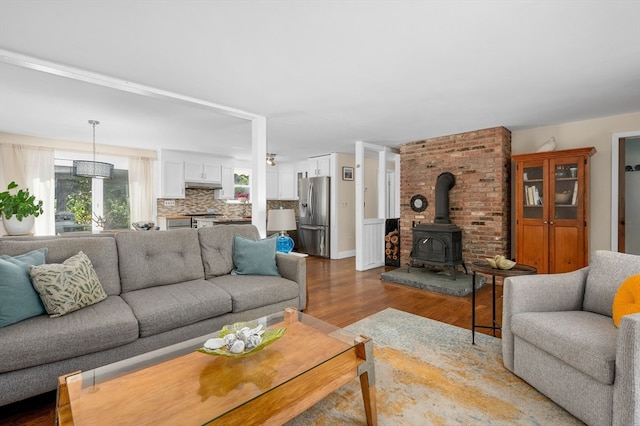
56, 307, 376, 425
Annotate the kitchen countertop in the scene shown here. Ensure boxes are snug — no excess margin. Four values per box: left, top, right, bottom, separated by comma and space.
196, 217, 251, 223
157, 215, 191, 219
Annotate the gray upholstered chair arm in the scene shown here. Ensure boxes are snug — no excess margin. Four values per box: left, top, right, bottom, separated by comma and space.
613, 313, 640, 426
505, 267, 589, 314
502, 267, 589, 371
275, 253, 307, 309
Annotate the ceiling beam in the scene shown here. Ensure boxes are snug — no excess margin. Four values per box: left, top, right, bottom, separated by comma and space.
0, 49, 262, 121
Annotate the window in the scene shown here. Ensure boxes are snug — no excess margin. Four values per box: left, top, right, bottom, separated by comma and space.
54, 164, 130, 233
234, 168, 250, 202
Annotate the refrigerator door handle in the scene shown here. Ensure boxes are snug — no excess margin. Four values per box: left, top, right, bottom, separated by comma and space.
299, 224, 325, 231
307, 181, 313, 219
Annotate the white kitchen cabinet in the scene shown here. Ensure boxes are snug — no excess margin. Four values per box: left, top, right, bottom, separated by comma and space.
217, 166, 235, 199
184, 161, 221, 183
266, 170, 279, 199
266, 169, 298, 200
278, 171, 297, 199
308, 155, 331, 177
160, 160, 185, 199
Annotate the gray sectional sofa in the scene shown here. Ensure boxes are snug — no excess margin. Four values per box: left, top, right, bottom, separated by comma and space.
0, 225, 306, 406
502, 250, 640, 426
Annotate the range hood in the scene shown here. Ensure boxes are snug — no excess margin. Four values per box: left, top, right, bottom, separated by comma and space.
185, 181, 223, 190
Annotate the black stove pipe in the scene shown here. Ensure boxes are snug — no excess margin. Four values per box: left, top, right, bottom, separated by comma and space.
434, 172, 455, 224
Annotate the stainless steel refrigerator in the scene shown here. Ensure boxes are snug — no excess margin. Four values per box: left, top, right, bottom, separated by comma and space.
298, 176, 330, 257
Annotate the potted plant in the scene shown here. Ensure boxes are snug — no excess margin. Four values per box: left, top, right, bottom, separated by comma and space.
0, 181, 44, 235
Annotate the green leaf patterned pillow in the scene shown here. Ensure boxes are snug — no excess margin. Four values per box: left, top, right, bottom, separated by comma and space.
29, 251, 107, 318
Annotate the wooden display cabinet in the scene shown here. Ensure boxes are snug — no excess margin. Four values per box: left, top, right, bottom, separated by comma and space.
513, 147, 596, 274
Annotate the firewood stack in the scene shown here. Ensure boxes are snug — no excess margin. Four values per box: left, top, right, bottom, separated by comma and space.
385, 230, 399, 262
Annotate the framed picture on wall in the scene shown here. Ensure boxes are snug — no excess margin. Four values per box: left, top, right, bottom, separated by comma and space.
342, 166, 354, 181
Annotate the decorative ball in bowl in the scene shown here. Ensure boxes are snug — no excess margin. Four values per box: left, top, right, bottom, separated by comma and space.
197, 322, 286, 358
555, 192, 572, 204
486, 255, 516, 270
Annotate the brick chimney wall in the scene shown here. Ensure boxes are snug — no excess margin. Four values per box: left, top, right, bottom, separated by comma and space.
399, 126, 511, 269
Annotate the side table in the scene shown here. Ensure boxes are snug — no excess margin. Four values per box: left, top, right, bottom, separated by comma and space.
470, 261, 537, 344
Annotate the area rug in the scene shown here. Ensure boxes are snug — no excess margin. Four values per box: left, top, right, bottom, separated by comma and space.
381, 266, 485, 296
285, 308, 582, 425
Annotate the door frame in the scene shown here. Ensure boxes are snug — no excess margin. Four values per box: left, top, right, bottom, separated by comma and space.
611, 130, 640, 251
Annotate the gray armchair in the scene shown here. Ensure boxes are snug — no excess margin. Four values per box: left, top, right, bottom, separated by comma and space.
502, 250, 640, 426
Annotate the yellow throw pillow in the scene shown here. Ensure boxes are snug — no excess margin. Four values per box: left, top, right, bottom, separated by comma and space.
612, 273, 640, 327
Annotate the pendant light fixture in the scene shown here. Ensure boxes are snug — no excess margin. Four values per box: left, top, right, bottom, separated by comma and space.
73, 120, 114, 179
266, 153, 277, 166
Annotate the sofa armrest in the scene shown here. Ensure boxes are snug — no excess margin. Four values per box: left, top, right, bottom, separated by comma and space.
275, 253, 307, 310
502, 267, 588, 371
614, 313, 640, 426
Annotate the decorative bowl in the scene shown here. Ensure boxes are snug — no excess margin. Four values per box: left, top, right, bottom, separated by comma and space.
197, 322, 286, 358
486, 255, 516, 270
555, 192, 572, 204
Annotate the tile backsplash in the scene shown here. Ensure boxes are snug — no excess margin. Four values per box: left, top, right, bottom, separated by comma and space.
157, 189, 298, 217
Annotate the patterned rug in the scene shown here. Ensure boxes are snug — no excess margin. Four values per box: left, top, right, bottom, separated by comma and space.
286, 308, 582, 425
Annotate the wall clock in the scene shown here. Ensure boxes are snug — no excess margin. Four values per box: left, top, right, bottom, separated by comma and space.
410, 194, 428, 212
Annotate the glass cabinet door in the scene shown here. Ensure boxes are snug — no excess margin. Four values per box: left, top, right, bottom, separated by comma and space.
523, 165, 544, 219
552, 160, 579, 220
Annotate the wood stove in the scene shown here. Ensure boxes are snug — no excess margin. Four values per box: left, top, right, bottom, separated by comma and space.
409, 172, 466, 279
409, 223, 465, 279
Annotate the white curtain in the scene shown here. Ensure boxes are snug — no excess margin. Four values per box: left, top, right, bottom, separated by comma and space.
0, 144, 55, 236
128, 156, 155, 225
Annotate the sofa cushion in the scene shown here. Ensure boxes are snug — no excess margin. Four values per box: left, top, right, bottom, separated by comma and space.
116, 229, 204, 292
0, 248, 47, 327
511, 310, 617, 385
198, 225, 260, 278
584, 250, 640, 317
120, 279, 232, 337
232, 233, 280, 276
0, 296, 138, 373
29, 251, 108, 317
612, 273, 640, 327
0, 236, 121, 296
209, 274, 300, 313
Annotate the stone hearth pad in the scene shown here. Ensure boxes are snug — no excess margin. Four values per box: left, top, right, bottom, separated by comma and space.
381, 265, 485, 296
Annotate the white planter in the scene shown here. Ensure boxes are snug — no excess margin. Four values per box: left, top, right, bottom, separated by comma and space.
2, 215, 35, 235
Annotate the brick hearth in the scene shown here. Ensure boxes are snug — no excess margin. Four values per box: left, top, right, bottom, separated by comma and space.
399, 127, 511, 270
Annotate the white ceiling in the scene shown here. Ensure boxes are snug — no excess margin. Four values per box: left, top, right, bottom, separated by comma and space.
1, 1, 639, 164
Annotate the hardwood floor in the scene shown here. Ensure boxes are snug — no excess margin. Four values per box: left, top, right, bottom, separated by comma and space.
0, 257, 502, 425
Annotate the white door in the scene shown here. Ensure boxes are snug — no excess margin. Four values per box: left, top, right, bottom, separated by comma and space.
355, 142, 400, 271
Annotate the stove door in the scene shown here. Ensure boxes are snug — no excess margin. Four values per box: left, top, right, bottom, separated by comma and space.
414, 235, 448, 262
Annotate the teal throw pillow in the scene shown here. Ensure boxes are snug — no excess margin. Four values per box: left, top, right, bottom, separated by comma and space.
0, 248, 48, 327
232, 234, 280, 276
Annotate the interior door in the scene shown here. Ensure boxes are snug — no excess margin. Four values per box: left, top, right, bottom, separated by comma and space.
355, 142, 399, 271
549, 155, 584, 273
516, 158, 549, 272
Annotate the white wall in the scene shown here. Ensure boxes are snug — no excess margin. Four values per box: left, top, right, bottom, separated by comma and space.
511, 112, 640, 253
336, 152, 356, 257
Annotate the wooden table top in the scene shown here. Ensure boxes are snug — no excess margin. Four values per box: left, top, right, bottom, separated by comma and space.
470, 261, 537, 277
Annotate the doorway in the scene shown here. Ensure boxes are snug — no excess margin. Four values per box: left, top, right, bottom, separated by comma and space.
611, 132, 640, 254
355, 141, 400, 271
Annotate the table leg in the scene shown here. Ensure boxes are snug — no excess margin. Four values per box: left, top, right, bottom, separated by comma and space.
492, 275, 497, 336
472, 271, 476, 344
356, 337, 377, 426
